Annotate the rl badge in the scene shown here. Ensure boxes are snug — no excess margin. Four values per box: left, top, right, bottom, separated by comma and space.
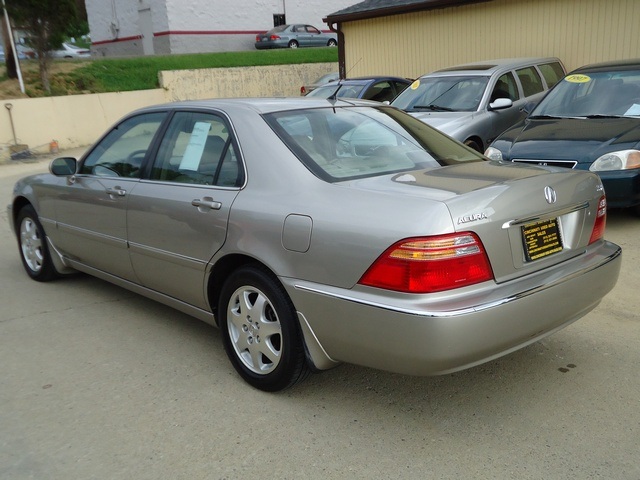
522, 218, 563, 261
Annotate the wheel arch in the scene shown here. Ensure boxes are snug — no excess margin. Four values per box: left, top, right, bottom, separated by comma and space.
206, 254, 337, 372
207, 254, 271, 325
10, 196, 33, 234
464, 136, 484, 153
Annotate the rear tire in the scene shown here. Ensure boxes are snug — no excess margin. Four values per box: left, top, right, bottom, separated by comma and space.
288, 40, 299, 49
218, 265, 310, 391
327, 39, 337, 47
16, 205, 58, 282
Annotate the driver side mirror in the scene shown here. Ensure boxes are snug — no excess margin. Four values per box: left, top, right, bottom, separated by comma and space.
50, 157, 77, 176
488, 98, 513, 111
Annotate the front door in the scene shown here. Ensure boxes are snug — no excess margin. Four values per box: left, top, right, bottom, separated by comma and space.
53, 112, 167, 281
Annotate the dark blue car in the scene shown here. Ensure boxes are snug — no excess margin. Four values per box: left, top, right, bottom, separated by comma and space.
305, 76, 412, 103
486, 59, 640, 215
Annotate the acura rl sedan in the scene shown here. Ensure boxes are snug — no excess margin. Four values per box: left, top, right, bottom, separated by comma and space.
8, 98, 621, 391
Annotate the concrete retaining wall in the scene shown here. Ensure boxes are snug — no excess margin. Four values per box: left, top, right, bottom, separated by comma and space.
0, 62, 337, 161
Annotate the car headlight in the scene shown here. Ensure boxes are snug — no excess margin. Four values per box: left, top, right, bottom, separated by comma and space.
484, 146, 503, 161
589, 150, 640, 171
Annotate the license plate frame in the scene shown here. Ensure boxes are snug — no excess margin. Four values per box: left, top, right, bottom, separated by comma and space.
522, 218, 563, 262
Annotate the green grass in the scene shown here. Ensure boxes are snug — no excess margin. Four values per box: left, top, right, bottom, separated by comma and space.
55, 48, 338, 95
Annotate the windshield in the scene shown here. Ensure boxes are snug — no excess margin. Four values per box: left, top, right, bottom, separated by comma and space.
532, 69, 640, 118
306, 83, 366, 99
263, 106, 484, 182
392, 75, 490, 112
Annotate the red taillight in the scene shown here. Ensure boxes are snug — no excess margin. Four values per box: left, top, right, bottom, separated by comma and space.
358, 233, 494, 293
588, 195, 607, 244
256, 35, 260, 41
270, 34, 280, 40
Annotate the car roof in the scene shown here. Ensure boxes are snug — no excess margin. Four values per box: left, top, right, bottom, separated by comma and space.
326, 76, 410, 85
138, 97, 378, 115
422, 57, 561, 78
572, 58, 640, 74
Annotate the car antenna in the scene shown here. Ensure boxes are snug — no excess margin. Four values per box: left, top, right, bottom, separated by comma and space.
328, 57, 362, 104
327, 81, 343, 102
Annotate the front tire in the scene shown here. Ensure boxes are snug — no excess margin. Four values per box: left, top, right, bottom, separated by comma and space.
218, 265, 310, 391
464, 139, 482, 153
16, 205, 58, 282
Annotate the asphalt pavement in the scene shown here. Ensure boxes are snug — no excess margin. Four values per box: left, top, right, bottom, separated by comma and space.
0, 155, 639, 479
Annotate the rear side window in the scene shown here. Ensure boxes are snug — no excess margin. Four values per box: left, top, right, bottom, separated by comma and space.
151, 111, 243, 187
516, 67, 544, 97
538, 62, 565, 88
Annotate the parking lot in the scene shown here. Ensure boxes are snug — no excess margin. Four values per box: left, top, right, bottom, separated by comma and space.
1, 155, 639, 479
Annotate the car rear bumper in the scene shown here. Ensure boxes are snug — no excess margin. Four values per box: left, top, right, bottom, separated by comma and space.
285, 240, 621, 375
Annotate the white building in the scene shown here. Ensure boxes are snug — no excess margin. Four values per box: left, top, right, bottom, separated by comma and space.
86, 0, 354, 57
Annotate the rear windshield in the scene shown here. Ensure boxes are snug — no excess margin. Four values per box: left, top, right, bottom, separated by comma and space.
263, 106, 484, 182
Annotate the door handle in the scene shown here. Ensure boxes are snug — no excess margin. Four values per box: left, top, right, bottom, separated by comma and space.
191, 197, 222, 210
105, 187, 126, 197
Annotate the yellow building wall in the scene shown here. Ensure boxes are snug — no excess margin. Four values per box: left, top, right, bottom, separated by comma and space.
341, 0, 640, 78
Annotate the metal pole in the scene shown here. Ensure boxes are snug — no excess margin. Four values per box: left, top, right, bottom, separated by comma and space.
5, 103, 18, 145
2, 0, 25, 94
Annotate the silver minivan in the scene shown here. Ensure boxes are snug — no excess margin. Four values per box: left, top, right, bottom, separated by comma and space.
391, 57, 565, 152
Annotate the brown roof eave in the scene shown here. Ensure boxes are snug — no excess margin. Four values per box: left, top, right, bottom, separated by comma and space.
324, 0, 492, 24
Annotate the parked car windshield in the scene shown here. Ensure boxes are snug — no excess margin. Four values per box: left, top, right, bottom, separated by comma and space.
531, 69, 640, 118
263, 106, 484, 182
392, 75, 490, 112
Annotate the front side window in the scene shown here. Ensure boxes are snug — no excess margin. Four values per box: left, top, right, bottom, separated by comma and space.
150, 111, 243, 187
80, 112, 166, 177
491, 72, 519, 102
264, 106, 483, 182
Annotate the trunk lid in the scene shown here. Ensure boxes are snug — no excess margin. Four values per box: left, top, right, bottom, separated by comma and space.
354, 160, 604, 283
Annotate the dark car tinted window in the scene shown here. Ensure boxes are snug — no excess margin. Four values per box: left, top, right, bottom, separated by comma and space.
362, 81, 396, 102
516, 67, 544, 97
264, 106, 483, 182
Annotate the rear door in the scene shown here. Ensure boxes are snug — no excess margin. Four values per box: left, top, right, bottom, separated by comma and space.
127, 110, 243, 309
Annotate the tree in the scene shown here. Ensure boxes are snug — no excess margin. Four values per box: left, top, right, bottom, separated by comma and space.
5, 0, 79, 94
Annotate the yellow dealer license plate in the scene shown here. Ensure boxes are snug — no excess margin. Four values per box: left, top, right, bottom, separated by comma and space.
522, 218, 563, 262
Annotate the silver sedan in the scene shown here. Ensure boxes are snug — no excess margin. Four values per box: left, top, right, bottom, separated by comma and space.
255, 24, 337, 49
8, 98, 621, 391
